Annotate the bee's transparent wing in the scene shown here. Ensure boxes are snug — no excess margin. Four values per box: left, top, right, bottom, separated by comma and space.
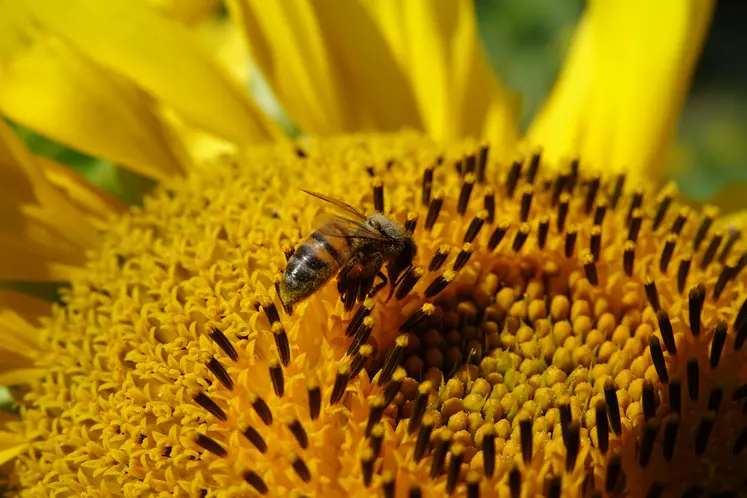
302, 190, 367, 221
312, 213, 384, 243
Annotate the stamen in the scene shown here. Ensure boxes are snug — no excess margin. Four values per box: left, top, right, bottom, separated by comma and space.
482, 424, 496, 477
538, 216, 550, 249
656, 310, 677, 354
604, 379, 622, 435
269, 359, 284, 397
290, 453, 311, 482
345, 299, 374, 337
660, 234, 676, 273
350, 344, 373, 379
628, 209, 643, 242
383, 368, 406, 406
407, 381, 431, 434
547, 476, 562, 498
378, 335, 408, 385
381, 472, 395, 498
271, 323, 291, 367
207, 357, 234, 391
693, 209, 715, 251
585, 176, 601, 214
670, 207, 689, 235
642, 381, 656, 421
609, 174, 625, 209
195, 434, 227, 457
424, 271, 455, 298
590, 225, 602, 261
551, 174, 568, 206
623, 241, 636, 276
557, 193, 570, 232
484, 189, 495, 223
734, 427, 747, 455
567, 159, 580, 193
520, 186, 534, 222
713, 263, 735, 300
595, 400, 609, 453
526, 152, 541, 184
404, 212, 418, 234
644, 278, 661, 312
718, 229, 740, 263
662, 414, 679, 461
409, 485, 422, 498
360, 447, 374, 487
559, 401, 571, 442
627, 191, 644, 226
509, 466, 522, 498
294, 145, 307, 158
519, 417, 533, 463
396, 267, 423, 300
733, 383, 747, 401
425, 192, 444, 231
465, 154, 476, 176
505, 160, 522, 198
446, 444, 464, 495
647, 482, 665, 498
414, 412, 437, 461
652, 191, 673, 231
365, 395, 386, 437
249, 392, 273, 425
429, 245, 451, 271
466, 472, 480, 498
369, 423, 384, 458
687, 358, 699, 402
565, 226, 578, 258
565, 421, 580, 471
372, 177, 384, 212
261, 297, 280, 324
242, 426, 267, 453
422, 167, 434, 206
708, 386, 723, 413
735, 304, 747, 353
453, 243, 474, 271
488, 221, 510, 250
694, 411, 716, 455
649, 335, 669, 383
209, 326, 238, 362
594, 202, 607, 226
477, 144, 489, 184
710, 321, 727, 368
458, 174, 476, 215
669, 378, 682, 415
243, 470, 269, 495
399, 303, 436, 333
700, 232, 723, 269
512, 223, 530, 252
464, 211, 487, 244
330, 364, 351, 405
429, 429, 452, 478
605, 453, 622, 493
194, 392, 227, 422
582, 252, 599, 286
677, 254, 692, 293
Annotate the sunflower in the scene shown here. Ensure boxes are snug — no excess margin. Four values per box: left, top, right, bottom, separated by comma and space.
1, 0, 745, 497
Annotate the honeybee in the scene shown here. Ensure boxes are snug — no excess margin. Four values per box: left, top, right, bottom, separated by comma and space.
279, 190, 417, 311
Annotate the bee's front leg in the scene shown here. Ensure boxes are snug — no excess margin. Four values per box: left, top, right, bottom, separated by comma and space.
368, 270, 388, 298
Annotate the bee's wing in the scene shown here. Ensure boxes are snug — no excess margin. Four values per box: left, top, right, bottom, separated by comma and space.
302, 190, 367, 221
312, 213, 385, 243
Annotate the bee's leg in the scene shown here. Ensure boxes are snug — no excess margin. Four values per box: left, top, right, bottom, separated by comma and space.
338, 256, 362, 312
368, 270, 388, 298
385, 264, 413, 303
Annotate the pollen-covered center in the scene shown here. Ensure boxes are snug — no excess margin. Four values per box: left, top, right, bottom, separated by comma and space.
8, 132, 747, 498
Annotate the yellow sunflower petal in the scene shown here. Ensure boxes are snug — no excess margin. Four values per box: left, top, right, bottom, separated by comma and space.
143, 0, 221, 25
0, 431, 28, 467
0, 291, 45, 385
528, 0, 715, 182
23, 0, 282, 145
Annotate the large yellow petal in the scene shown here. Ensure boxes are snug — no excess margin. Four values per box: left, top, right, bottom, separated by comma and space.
0, 291, 46, 387
22, 0, 282, 146
527, 0, 715, 183
0, 431, 27, 466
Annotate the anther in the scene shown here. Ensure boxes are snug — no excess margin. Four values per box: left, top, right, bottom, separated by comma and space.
644, 278, 661, 312
677, 255, 692, 293
733, 383, 747, 401
653, 192, 673, 231
422, 167, 434, 206
194, 392, 227, 422
627, 191, 644, 226
464, 211, 487, 244
414, 412, 436, 461
642, 381, 656, 421
474, 145, 490, 183
604, 379, 622, 435
294, 145, 307, 158
585, 176, 601, 214
694, 411, 716, 455
623, 241, 636, 276
670, 207, 689, 235
628, 209, 642, 242
345, 299, 374, 337
719, 229, 740, 263
282, 242, 295, 262
506, 160, 522, 198
609, 174, 625, 209
429, 245, 451, 271
590, 225, 602, 261
195, 434, 227, 458
660, 234, 676, 273
466, 472, 480, 498
713, 263, 735, 300
424, 192, 444, 231
290, 453, 311, 482
269, 359, 284, 397
261, 298, 280, 325
136, 434, 146, 445
638, 419, 659, 468
656, 310, 677, 355
249, 393, 273, 425
379, 336, 409, 386
350, 344, 373, 379
330, 364, 351, 405
512, 223, 531, 252
369, 423, 384, 459
734, 426, 747, 455
509, 466, 522, 498
519, 418, 533, 463
409, 485, 422, 498
735, 309, 747, 353
430, 429, 453, 478
662, 414, 679, 461
458, 174, 476, 215
424, 271, 455, 298
360, 447, 375, 487
708, 386, 724, 413
396, 266, 423, 300
383, 368, 405, 407
484, 189, 495, 223
399, 303, 435, 333
407, 382, 431, 434
700, 232, 723, 269
567, 159, 580, 192
648, 335, 669, 384
242, 426, 267, 453
565, 421, 580, 472
594, 202, 607, 226
595, 400, 609, 453
646, 482, 665, 498
710, 321, 727, 368
520, 185, 533, 222
582, 252, 599, 286
559, 401, 571, 442
243, 470, 269, 495
207, 357, 234, 391
272, 322, 291, 367
452, 243, 474, 271
693, 209, 715, 251
348, 316, 374, 356
404, 212, 418, 234
669, 378, 682, 415
209, 327, 238, 362
686, 358, 699, 402
365, 395, 386, 437
557, 193, 570, 232
482, 424, 496, 477
526, 151, 541, 184
538, 216, 550, 249
488, 221, 510, 250
564, 226, 578, 258
372, 177, 384, 212
551, 174, 568, 206
381, 472, 395, 498
446, 443, 464, 494
547, 477, 562, 498
605, 453, 622, 493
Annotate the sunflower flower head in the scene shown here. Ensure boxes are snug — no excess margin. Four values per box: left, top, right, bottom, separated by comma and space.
4, 129, 747, 497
